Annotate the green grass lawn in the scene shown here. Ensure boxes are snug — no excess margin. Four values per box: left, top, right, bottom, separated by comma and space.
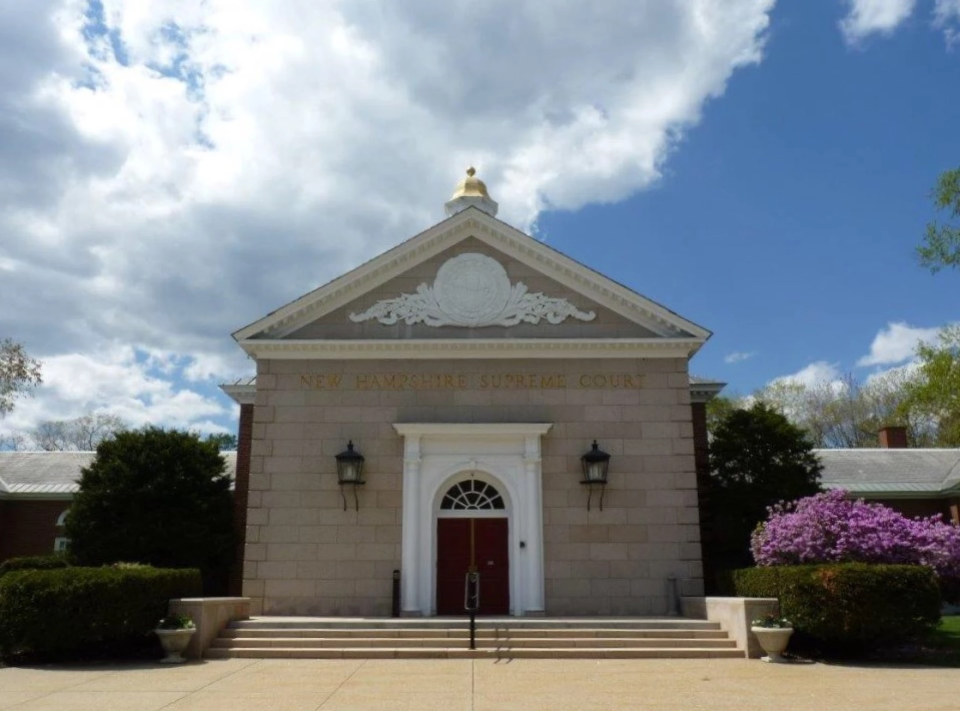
924, 615, 960, 664
930, 615, 960, 654
866, 615, 960, 667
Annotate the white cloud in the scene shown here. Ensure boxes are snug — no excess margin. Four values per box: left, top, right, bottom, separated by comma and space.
0, 345, 237, 437
840, 0, 917, 43
935, 0, 960, 45
0, 1, 776, 432
724, 351, 757, 364
856, 322, 940, 367
772, 361, 842, 388
840, 0, 960, 44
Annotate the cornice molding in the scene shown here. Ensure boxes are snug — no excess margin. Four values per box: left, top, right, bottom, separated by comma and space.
220, 383, 257, 405
234, 217, 477, 340
689, 382, 726, 403
394, 423, 553, 438
468, 218, 698, 339
232, 209, 711, 343
238, 338, 704, 360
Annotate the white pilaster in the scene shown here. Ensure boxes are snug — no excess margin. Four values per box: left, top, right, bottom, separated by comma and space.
523, 435, 546, 614
400, 436, 422, 616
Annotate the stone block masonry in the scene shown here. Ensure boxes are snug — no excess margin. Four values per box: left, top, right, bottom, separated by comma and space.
242, 356, 702, 616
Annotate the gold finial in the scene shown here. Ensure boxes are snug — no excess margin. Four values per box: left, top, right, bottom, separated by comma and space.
450, 166, 490, 200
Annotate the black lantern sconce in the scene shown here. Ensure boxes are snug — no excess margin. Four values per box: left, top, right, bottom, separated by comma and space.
580, 440, 611, 511
335, 440, 365, 511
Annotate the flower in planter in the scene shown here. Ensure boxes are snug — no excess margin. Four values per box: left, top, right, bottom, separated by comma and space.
752, 613, 792, 629
156, 613, 196, 630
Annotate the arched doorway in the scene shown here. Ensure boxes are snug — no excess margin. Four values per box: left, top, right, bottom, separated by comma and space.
394, 422, 551, 617
435, 478, 509, 615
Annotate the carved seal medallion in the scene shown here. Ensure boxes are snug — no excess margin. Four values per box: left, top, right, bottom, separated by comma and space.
433, 254, 512, 326
349, 252, 596, 328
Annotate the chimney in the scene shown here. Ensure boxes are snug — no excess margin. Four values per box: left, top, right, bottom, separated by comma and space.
878, 426, 908, 449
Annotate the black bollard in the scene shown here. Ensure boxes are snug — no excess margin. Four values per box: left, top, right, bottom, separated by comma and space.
391, 569, 401, 618
464, 571, 480, 650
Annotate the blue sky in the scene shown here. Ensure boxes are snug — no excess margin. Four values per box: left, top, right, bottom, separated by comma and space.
0, 0, 957, 443
542, 0, 960, 394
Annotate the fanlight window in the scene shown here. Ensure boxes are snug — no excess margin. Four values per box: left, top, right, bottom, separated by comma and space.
440, 480, 505, 510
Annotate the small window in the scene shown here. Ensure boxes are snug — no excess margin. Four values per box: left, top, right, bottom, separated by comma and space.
440, 480, 505, 510
54, 537, 70, 554
56, 509, 70, 527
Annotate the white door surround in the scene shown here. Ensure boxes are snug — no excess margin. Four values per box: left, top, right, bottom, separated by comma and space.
393, 423, 552, 617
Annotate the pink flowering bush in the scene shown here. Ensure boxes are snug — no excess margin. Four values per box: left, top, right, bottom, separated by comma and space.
751, 490, 960, 600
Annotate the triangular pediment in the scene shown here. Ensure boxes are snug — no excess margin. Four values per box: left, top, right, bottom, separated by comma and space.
234, 208, 710, 357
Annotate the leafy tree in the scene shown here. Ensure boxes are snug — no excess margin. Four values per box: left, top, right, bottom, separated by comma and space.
65, 427, 235, 592
918, 166, 960, 273
704, 394, 742, 436
752, 370, 931, 448
705, 402, 823, 569
203, 432, 238, 451
0, 339, 41, 417
900, 325, 960, 446
31, 413, 127, 451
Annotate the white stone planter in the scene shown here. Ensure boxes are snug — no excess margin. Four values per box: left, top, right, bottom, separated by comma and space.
750, 626, 793, 663
155, 628, 195, 664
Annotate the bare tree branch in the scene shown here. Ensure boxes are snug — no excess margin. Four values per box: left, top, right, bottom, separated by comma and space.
31, 413, 128, 451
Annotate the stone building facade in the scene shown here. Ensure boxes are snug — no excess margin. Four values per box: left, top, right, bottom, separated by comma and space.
222, 170, 721, 617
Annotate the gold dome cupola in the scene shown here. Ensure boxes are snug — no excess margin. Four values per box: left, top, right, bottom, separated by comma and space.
445, 167, 499, 218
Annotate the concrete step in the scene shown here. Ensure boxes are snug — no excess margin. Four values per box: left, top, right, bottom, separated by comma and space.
204, 646, 746, 660
211, 636, 737, 649
230, 617, 722, 632
218, 628, 730, 640
210, 617, 742, 660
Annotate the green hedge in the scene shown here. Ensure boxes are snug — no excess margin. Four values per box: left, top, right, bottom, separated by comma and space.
732, 564, 941, 654
0, 555, 70, 578
0, 566, 201, 661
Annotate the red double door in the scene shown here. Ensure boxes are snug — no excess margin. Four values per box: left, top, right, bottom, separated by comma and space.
436, 518, 509, 615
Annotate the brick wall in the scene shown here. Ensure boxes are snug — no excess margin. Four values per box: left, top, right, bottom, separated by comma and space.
228, 403, 254, 595
690, 401, 715, 592
243, 356, 702, 616
0, 499, 71, 561
871, 497, 956, 523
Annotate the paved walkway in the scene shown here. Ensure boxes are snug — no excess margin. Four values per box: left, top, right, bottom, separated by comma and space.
0, 658, 957, 710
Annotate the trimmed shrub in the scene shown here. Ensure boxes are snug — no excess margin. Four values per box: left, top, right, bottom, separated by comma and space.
751, 490, 960, 602
0, 555, 70, 578
0, 566, 201, 662
733, 563, 941, 655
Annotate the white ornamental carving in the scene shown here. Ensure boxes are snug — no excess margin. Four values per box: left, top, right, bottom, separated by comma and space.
349, 253, 597, 328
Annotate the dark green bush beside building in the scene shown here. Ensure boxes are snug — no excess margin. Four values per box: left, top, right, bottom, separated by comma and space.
731, 563, 941, 654
65, 427, 235, 594
0, 555, 71, 578
0, 566, 201, 662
